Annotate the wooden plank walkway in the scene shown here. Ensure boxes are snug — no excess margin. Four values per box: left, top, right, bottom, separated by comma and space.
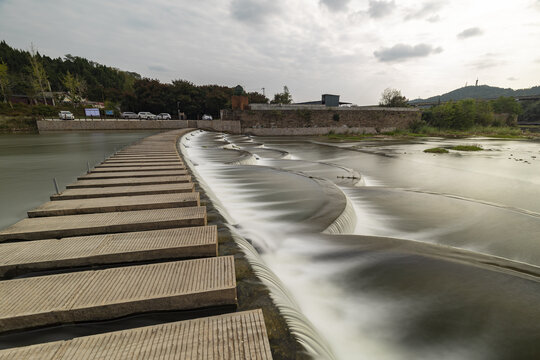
78, 170, 189, 179
28, 193, 199, 217
0, 256, 236, 333
66, 175, 192, 189
0, 207, 207, 241
0, 226, 217, 278
51, 183, 195, 200
0, 310, 272, 360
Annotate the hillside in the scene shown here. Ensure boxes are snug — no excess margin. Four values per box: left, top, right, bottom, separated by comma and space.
410, 85, 540, 103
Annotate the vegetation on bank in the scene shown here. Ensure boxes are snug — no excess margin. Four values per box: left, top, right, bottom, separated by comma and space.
0, 115, 37, 133
325, 125, 533, 142
424, 147, 449, 153
450, 145, 483, 151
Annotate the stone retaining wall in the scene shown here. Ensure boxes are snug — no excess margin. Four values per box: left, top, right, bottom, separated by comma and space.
37, 119, 242, 134
37, 119, 187, 132
221, 107, 421, 135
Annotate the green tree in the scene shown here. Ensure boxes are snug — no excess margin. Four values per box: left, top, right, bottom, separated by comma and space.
520, 100, 540, 122
0, 59, 12, 108
491, 96, 522, 115
62, 71, 87, 104
475, 100, 494, 126
247, 91, 268, 104
379, 88, 409, 107
270, 86, 292, 104
28, 44, 49, 104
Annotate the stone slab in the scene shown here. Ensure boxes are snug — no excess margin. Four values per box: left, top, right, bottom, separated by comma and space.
90, 165, 186, 172
100, 161, 183, 167
0, 310, 272, 360
104, 159, 180, 163
109, 154, 180, 159
0, 207, 207, 242
28, 193, 200, 217
117, 150, 178, 155
51, 183, 195, 200
78, 170, 189, 179
0, 226, 217, 278
66, 175, 192, 189
0, 256, 236, 333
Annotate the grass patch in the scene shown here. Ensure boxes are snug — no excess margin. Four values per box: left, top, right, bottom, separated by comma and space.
424, 147, 449, 153
0, 116, 38, 133
450, 145, 483, 151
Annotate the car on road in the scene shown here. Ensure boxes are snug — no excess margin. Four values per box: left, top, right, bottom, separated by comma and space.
120, 111, 138, 119
202, 114, 213, 120
58, 110, 74, 120
138, 112, 156, 120
156, 113, 171, 120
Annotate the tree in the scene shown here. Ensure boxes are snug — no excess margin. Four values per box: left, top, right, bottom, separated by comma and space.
247, 91, 268, 104
62, 71, 87, 104
28, 44, 49, 104
379, 88, 409, 107
491, 96, 522, 115
270, 86, 292, 104
0, 59, 12, 108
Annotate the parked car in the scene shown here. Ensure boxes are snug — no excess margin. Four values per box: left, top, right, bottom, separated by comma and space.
202, 114, 213, 120
138, 112, 156, 120
58, 111, 74, 120
156, 113, 172, 120
120, 111, 138, 119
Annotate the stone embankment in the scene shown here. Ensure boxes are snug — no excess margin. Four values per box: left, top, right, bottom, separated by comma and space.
0, 129, 274, 359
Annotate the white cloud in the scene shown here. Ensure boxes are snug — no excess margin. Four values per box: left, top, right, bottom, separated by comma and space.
0, 0, 538, 105
374, 43, 443, 62
404, 0, 446, 20
319, 0, 351, 12
367, 0, 395, 18
457, 27, 483, 39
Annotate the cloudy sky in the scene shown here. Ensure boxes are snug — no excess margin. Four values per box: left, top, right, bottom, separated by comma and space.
0, 0, 539, 104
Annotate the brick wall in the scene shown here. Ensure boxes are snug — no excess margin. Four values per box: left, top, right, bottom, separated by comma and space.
221, 108, 421, 135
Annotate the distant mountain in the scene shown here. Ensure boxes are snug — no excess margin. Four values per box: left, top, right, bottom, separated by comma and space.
410, 85, 540, 104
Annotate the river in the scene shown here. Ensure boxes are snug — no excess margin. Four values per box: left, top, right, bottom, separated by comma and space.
0, 131, 157, 229
181, 131, 540, 360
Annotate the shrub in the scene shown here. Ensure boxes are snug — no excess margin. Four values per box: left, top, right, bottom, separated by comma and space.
424, 147, 449, 153
450, 145, 482, 151
408, 119, 427, 133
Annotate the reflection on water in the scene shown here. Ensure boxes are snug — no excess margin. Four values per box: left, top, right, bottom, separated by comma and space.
182, 131, 540, 360
0, 131, 156, 229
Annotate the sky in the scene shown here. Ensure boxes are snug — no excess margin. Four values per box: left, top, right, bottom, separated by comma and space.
0, 0, 539, 104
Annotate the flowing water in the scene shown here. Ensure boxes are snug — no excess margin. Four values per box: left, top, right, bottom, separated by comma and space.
0, 131, 156, 229
181, 131, 540, 360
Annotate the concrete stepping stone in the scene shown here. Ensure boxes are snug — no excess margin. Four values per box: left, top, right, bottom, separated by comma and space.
0, 207, 207, 242
0, 256, 236, 333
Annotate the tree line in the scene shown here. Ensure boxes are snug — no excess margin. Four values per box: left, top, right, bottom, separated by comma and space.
0, 41, 279, 118
379, 87, 527, 129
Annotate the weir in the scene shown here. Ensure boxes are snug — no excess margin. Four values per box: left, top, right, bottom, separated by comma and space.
0, 129, 274, 358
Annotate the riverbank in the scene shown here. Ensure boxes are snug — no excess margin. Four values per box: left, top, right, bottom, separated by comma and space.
0, 116, 37, 133
326, 125, 539, 141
